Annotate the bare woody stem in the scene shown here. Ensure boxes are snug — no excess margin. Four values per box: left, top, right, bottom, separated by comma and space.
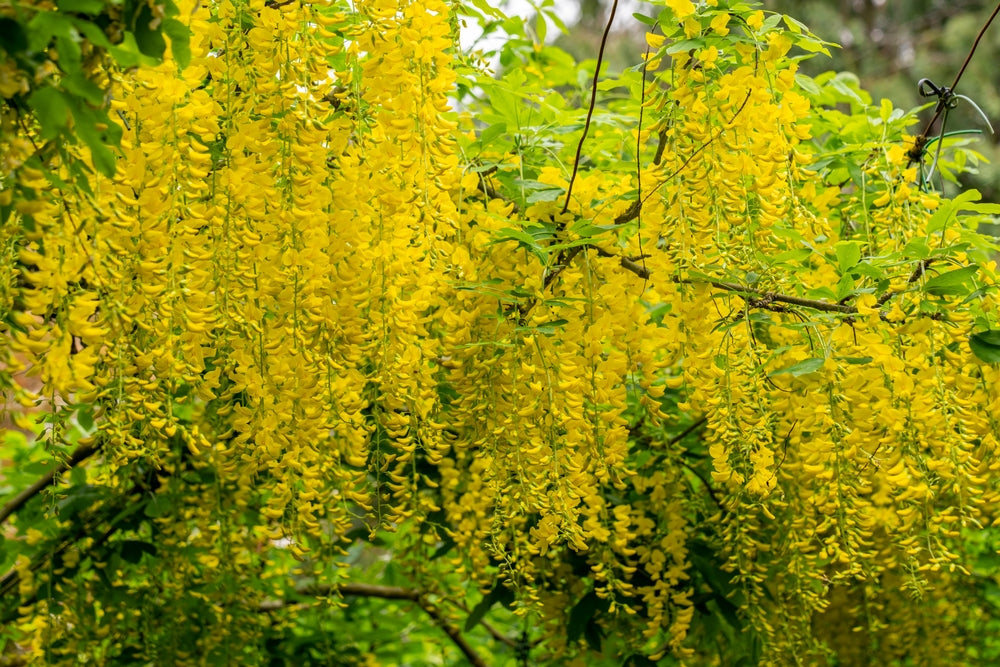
909, 2, 1000, 164
562, 0, 619, 217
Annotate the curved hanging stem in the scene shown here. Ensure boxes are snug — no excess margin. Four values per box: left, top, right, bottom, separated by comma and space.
909, 1, 1000, 165
561, 0, 619, 216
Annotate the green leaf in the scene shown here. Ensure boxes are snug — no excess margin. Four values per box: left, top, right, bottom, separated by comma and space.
56, 34, 82, 70
467, 0, 506, 19
57, 0, 105, 14
795, 73, 821, 97
133, 3, 167, 59
119, 540, 158, 564
71, 17, 113, 49
67, 99, 117, 176
107, 32, 149, 68
27, 11, 74, 50
144, 494, 172, 518
523, 318, 568, 335
567, 590, 610, 643
62, 72, 105, 105
162, 18, 191, 69
666, 38, 705, 55
464, 581, 515, 632
477, 122, 507, 147
430, 537, 455, 560
490, 227, 549, 263
632, 12, 656, 26
28, 87, 70, 139
850, 262, 885, 280
770, 358, 824, 377
970, 330, 1000, 363
835, 273, 854, 301
0, 18, 28, 54
525, 188, 563, 203
837, 356, 872, 365
923, 265, 978, 297
57, 484, 102, 519
834, 241, 860, 272
771, 247, 812, 264
22, 460, 55, 475
925, 200, 956, 234
902, 238, 929, 260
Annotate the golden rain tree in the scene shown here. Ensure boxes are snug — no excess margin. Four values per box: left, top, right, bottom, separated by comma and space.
2, 0, 1000, 664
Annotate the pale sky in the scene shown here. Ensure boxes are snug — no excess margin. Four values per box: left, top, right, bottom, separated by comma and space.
460, 0, 649, 54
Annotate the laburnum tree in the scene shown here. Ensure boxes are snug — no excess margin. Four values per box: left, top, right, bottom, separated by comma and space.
3, 0, 1000, 663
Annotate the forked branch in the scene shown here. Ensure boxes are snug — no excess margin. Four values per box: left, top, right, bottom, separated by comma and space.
260, 583, 490, 667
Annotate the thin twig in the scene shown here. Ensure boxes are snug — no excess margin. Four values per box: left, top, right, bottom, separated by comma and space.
632, 417, 721, 509
561, 0, 620, 217
876, 258, 933, 307
670, 416, 708, 446
909, 2, 1000, 165
680, 458, 723, 510
617, 89, 753, 228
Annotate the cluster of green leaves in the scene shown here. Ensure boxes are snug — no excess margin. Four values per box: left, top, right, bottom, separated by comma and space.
0, 0, 189, 225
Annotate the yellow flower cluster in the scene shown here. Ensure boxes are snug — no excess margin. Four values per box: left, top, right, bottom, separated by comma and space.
3, 0, 1000, 663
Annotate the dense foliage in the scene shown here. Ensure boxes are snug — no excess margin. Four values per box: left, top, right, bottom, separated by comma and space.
2, 0, 1000, 664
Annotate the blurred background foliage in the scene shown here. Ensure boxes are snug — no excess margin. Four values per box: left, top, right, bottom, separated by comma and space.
553, 0, 1000, 202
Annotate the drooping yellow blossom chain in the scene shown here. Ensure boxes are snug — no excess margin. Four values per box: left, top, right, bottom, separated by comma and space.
2, 0, 1000, 664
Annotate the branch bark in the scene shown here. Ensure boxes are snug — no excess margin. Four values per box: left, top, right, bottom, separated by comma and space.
0, 442, 99, 526
260, 584, 490, 667
682, 278, 858, 314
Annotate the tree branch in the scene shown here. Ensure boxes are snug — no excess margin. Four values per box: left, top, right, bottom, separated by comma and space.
0, 442, 99, 526
590, 245, 651, 279
678, 277, 858, 315
260, 584, 490, 667
447, 598, 518, 648
876, 258, 933, 306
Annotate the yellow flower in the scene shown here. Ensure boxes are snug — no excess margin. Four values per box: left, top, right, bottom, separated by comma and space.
710, 12, 730, 36
667, 0, 696, 20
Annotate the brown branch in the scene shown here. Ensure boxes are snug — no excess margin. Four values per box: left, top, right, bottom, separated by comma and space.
590, 245, 651, 279
0, 442, 99, 526
876, 258, 934, 307
416, 595, 489, 667
678, 277, 857, 315
260, 584, 489, 667
670, 416, 708, 446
